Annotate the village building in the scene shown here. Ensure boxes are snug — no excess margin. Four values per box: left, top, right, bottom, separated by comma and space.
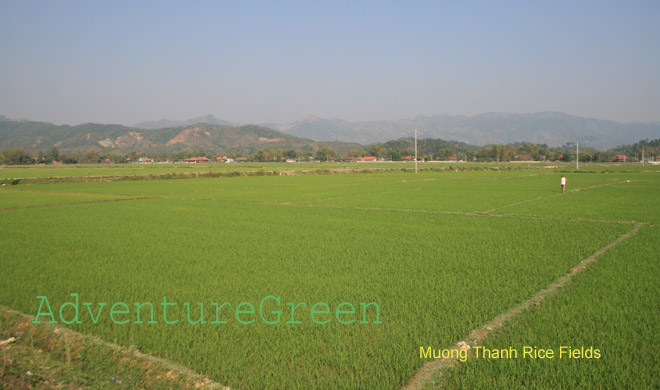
184, 157, 209, 163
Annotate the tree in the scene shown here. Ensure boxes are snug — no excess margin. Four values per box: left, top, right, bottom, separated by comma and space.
1, 148, 34, 165
433, 148, 451, 161
315, 145, 337, 161
128, 150, 139, 163
253, 150, 267, 162
81, 150, 102, 164
476, 145, 496, 161
495, 144, 504, 162
348, 149, 367, 158
501, 145, 516, 162
44, 147, 60, 163
389, 148, 410, 161
368, 145, 387, 158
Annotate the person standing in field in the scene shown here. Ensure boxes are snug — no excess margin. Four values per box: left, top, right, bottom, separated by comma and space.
561, 175, 567, 193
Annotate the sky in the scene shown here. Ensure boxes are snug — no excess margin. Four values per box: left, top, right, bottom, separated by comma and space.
1, 0, 659, 125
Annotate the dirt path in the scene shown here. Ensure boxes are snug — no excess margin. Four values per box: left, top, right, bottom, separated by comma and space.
0, 196, 152, 211
308, 187, 423, 203
255, 201, 646, 225
401, 222, 647, 390
481, 181, 621, 214
0, 306, 228, 389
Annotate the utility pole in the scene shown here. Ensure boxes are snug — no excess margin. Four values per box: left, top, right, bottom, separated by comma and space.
414, 128, 418, 174
576, 142, 579, 170
642, 146, 645, 166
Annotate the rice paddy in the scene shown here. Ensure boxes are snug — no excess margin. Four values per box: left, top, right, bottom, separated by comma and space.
1, 163, 658, 389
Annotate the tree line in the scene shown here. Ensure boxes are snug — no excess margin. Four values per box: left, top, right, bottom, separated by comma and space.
1, 138, 658, 165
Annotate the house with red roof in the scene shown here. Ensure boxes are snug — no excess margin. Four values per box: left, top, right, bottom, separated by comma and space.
185, 157, 209, 163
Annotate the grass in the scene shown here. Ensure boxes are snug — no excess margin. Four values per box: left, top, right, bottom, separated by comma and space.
436, 226, 660, 389
0, 306, 221, 389
0, 163, 658, 389
1, 161, 651, 180
0, 189, 133, 209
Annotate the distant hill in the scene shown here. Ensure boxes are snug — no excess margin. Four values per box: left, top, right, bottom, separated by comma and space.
133, 114, 232, 129
272, 112, 660, 150
0, 120, 361, 154
4, 112, 659, 153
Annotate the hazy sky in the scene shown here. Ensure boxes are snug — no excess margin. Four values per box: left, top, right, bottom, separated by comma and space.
1, 1, 659, 125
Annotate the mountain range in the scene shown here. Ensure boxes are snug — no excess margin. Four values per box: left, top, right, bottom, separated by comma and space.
133, 112, 659, 149
133, 114, 232, 129
269, 112, 660, 149
1, 112, 658, 152
0, 119, 360, 155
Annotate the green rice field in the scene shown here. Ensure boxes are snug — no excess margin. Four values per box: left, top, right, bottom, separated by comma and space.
1, 164, 658, 389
